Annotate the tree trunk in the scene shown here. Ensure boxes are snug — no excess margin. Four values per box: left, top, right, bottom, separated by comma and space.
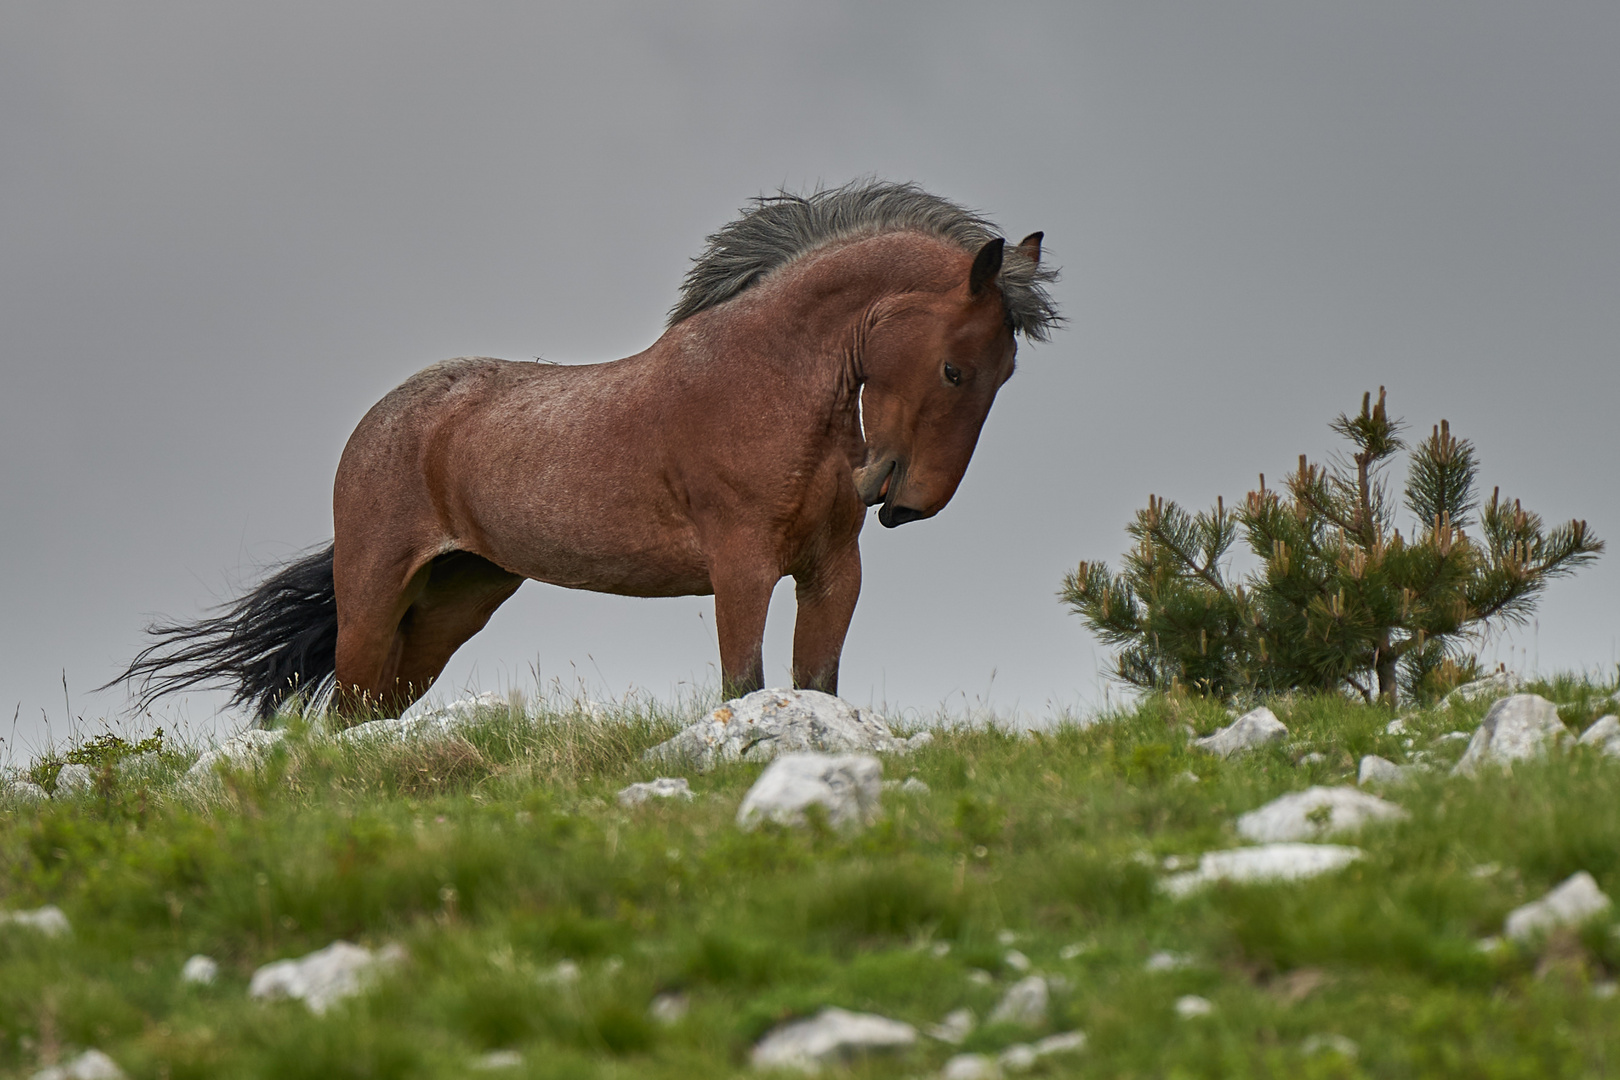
1375, 647, 1399, 707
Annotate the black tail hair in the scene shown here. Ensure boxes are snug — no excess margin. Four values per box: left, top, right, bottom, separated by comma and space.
107, 543, 339, 720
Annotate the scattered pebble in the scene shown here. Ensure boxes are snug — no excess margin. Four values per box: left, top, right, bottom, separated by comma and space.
749, 1006, 916, 1073
1593, 981, 1618, 1000
967, 968, 995, 986
1174, 994, 1214, 1018
248, 940, 405, 1014
1144, 950, 1192, 972
1003, 949, 1031, 973
616, 777, 694, 807
1058, 942, 1090, 960
987, 975, 1049, 1027
930, 941, 952, 958
1300, 1033, 1359, 1059
1296, 752, 1327, 766
470, 1050, 524, 1070
1504, 871, 1612, 942
997, 1043, 1037, 1072
1385, 717, 1408, 735
941, 1053, 1000, 1080
996, 929, 1018, 945
180, 954, 219, 985
649, 992, 689, 1025
1358, 755, 1419, 786
925, 1007, 976, 1044
1, 905, 72, 937
29, 1049, 126, 1080
539, 960, 581, 986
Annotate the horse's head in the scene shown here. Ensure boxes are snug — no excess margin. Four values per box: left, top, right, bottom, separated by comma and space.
854, 232, 1043, 528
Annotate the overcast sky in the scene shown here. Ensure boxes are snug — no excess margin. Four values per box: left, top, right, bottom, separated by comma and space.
3, 3, 1617, 757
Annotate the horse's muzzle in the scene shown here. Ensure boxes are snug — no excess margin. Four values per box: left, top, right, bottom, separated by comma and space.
878, 503, 926, 528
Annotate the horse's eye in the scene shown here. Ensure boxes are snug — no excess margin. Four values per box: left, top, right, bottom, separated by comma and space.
943, 363, 962, 386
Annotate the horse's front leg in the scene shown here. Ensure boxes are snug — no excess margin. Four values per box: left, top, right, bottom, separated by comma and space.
791, 540, 861, 696
709, 547, 777, 700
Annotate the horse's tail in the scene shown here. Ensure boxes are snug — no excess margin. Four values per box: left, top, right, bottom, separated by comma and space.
107, 543, 339, 721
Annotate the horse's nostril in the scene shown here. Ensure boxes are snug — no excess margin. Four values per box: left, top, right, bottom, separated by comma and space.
879, 505, 927, 528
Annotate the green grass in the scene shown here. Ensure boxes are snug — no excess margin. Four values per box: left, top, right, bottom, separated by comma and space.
3, 678, 1620, 1078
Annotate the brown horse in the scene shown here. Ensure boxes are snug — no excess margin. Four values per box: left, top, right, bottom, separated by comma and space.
114, 180, 1059, 720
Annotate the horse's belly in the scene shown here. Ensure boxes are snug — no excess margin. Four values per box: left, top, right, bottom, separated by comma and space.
479, 519, 713, 599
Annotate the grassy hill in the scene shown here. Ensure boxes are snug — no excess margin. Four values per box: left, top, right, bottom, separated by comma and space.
3, 677, 1620, 1079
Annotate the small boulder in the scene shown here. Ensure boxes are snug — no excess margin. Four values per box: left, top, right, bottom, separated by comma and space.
1236, 786, 1407, 843
736, 752, 882, 831
1162, 844, 1363, 897
1503, 871, 1612, 942
941, 1054, 1000, 1080
1445, 671, 1519, 706
185, 728, 286, 782
29, 1049, 126, 1080
3, 775, 49, 802
646, 689, 911, 772
749, 1006, 916, 1073
1, 905, 71, 937
248, 940, 404, 1014
987, 975, 1049, 1027
470, 1050, 524, 1071
1578, 716, 1620, 757
180, 954, 219, 985
1452, 694, 1571, 777
1357, 755, 1418, 787
53, 763, 96, 796
925, 1007, 975, 1044
1174, 994, 1214, 1018
1191, 707, 1288, 758
617, 777, 694, 807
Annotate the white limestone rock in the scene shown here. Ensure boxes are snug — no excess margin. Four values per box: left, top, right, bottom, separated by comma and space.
1032, 1031, 1087, 1057
185, 728, 286, 782
1144, 950, 1192, 972
1191, 707, 1288, 758
1301, 1033, 1359, 1059
1174, 994, 1214, 1018
1236, 786, 1407, 843
987, 975, 1049, 1027
749, 1006, 916, 1073
736, 752, 883, 831
1, 905, 71, 937
925, 1007, 975, 1044
248, 940, 404, 1014
942, 1054, 1000, 1080
645, 689, 913, 772
470, 1050, 524, 1070
3, 776, 49, 802
1162, 844, 1363, 897
1445, 671, 1519, 706
1452, 694, 1571, 777
649, 992, 689, 1025
1503, 871, 1612, 942
1578, 715, 1620, 757
617, 777, 694, 807
180, 954, 219, 985
53, 763, 96, 796
29, 1049, 126, 1080
997, 1044, 1037, 1072
1358, 755, 1419, 787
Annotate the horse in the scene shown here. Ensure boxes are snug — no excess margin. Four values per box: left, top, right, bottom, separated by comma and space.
112, 180, 1059, 720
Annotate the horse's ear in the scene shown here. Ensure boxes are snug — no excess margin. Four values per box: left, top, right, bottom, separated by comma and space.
1017, 231, 1043, 266
969, 237, 1005, 295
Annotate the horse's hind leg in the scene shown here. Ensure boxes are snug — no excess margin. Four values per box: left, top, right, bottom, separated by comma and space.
386, 552, 523, 705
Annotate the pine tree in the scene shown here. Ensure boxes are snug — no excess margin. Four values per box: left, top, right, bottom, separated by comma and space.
1062, 389, 1603, 704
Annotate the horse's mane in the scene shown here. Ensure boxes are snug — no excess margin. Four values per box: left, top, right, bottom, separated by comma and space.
668, 179, 1061, 341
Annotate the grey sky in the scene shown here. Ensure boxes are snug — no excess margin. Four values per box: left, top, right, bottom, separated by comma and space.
4, 3, 1617, 756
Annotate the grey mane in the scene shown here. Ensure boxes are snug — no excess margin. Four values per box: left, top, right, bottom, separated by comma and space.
668, 179, 1061, 341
